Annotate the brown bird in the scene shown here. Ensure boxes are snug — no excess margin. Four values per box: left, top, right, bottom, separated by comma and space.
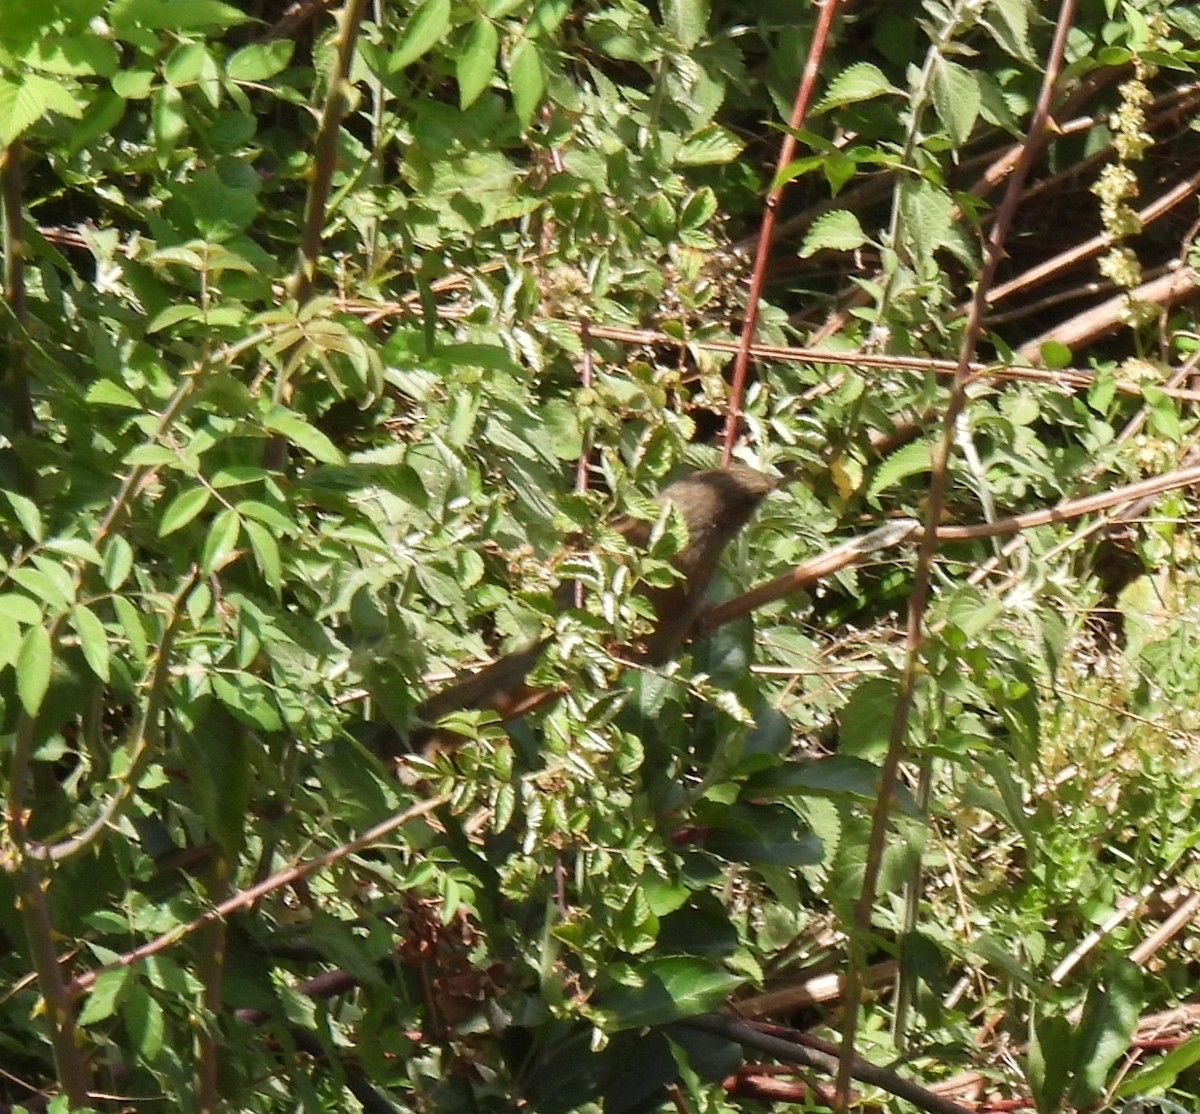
417, 463, 776, 726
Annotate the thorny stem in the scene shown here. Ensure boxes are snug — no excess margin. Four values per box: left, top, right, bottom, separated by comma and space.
719, 0, 846, 462
834, 0, 1081, 1106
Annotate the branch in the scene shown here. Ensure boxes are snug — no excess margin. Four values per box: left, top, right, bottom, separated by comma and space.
682, 1014, 975, 1114
68, 794, 448, 996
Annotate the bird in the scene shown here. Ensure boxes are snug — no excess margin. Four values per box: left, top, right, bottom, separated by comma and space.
416, 463, 776, 728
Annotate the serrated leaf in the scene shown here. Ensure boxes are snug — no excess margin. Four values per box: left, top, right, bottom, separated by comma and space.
983, 0, 1034, 61
390, 0, 451, 71
1143, 385, 1183, 440
662, 0, 708, 49
677, 124, 742, 165
123, 984, 164, 1060
814, 61, 896, 113
17, 624, 52, 716
931, 58, 981, 148
0, 74, 49, 145
86, 380, 142, 408
839, 677, 897, 759
868, 440, 932, 498
5, 491, 44, 543
201, 508, 241, 573
594, 958, 744, 1030
457, 18, 498, 108
159, 487, 211, 537
799, 209, 868, 257
78, 967, 129, 1026
147, 304, 203, 333
897, 178, 955, 269
507, 37, 545, 128
72, 604, 111, 683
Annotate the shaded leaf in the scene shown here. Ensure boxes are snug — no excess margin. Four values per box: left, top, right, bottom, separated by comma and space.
390, 0, 451, 71
16, 623, 52, 716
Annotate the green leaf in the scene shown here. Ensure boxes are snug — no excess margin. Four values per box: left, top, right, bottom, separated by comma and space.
983, 0, 1034, 61
1028, 1013, 1071, 1112
677, 124, 743, 165
390, 0, 451, 71
147, 304, 204, 333
897, 178, 956, 268
201, 508, 241, 574
594, 958, 744, 1030
1068, 957, 1142, 1108
16, 623, 52, 716
180, 699, 252, 853
226, 40, 295, 82
507, 37, 545, 128
0, 72, 80, 145
705, 828, 824, 867
661, 0, 707, 48
112, 0, 251, 33
164, 41, 210, 86
152, 83, 187, 152
838, 677, 896, 759
5, 491, 44, 543
212, 673, 282, 732
813, 62, 896, 113
263, 409, 345, 464
868, 440, 931, 499
528, 0, 571, 37
113, 596, 148, 664
72, 604, 111, 683
235, 500, 293, 532
123, 984, 164, 1061
1114, 1031, 1200, 1097
86, 379, 142, 408
78, 967, 130, 1026
243, 519, 282, 592
798, 209, 868, 257
1038, 339, 1073, 369
9, 567, 71, 612
27, 35, 119, 78
102, 536, 135, 592
457, 18, 498, 109
1143, 385, 1183, 440
158, 487, 211, 537
0, 592, 43, 625
931, 59, 981, 148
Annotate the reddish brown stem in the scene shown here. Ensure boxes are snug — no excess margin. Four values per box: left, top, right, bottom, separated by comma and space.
719, 0, 847, 462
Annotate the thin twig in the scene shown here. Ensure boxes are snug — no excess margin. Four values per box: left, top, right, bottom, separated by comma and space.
683, 1013, 974, 1114
836, 0, 1080, 1103
720, 0, 847, 461
67, 794, 448, 996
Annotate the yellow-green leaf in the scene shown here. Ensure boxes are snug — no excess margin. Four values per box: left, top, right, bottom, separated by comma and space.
17, 623, 52, 716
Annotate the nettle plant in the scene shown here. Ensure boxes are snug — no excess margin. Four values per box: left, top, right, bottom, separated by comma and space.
1, 0, 1199, 1110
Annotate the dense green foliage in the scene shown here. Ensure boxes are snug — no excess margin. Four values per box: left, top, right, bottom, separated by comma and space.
2, 0, 1200, 1111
